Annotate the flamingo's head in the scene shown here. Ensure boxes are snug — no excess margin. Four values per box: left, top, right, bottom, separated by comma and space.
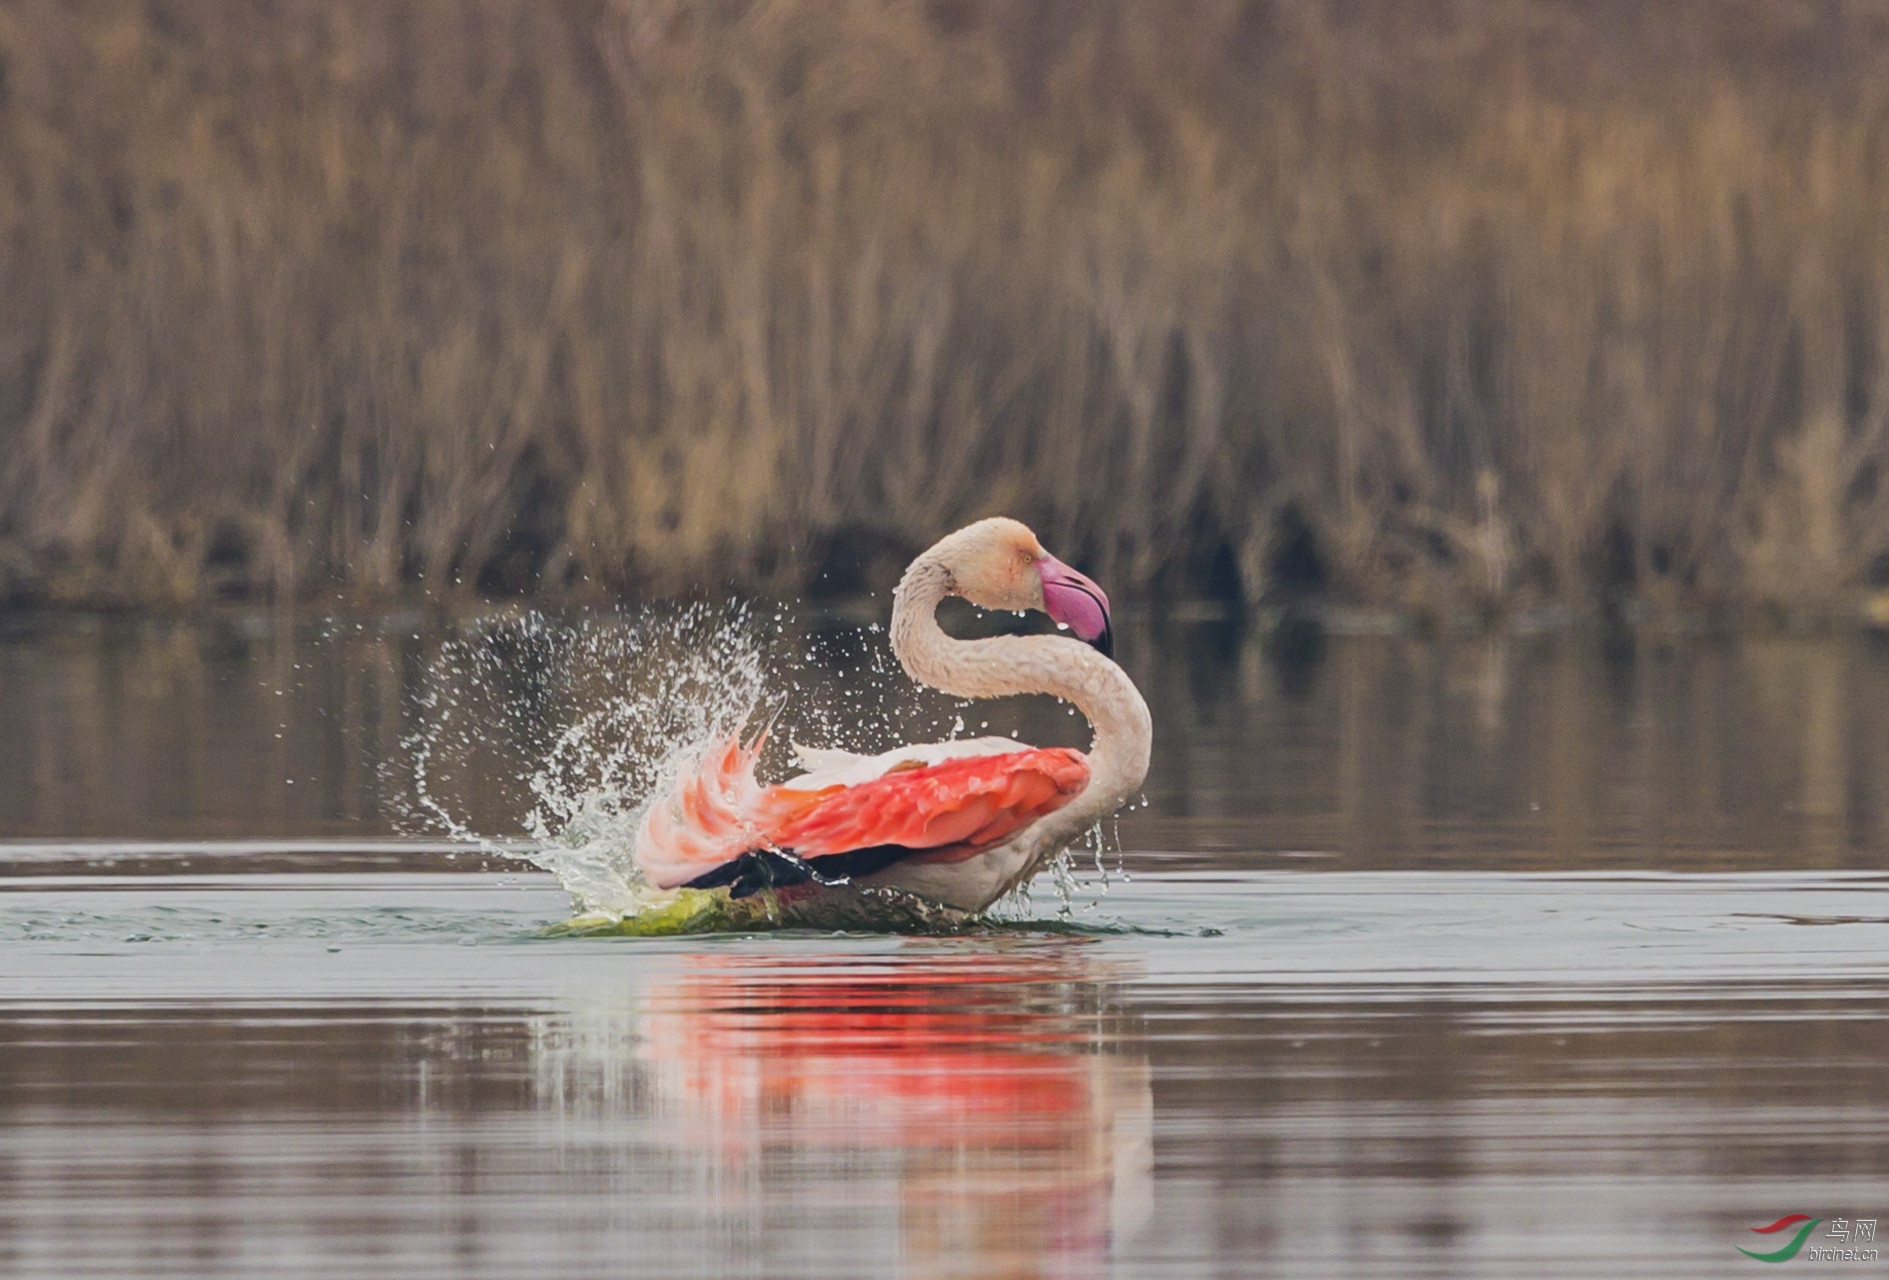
935, 517, 1115, 657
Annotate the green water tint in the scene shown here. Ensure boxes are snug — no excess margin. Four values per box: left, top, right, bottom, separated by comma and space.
543, 884, 980, 937
539, 882, 1186, 938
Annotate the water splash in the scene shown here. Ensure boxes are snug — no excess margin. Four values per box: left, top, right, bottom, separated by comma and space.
982, 817, 1130, 926
399, 602, 771, 917
396, 601, 1119, 932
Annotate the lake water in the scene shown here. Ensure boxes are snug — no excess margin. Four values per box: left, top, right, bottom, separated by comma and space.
3, 610, 1887, 1277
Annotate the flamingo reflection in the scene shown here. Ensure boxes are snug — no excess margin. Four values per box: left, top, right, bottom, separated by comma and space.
633, 944, 1152, 1277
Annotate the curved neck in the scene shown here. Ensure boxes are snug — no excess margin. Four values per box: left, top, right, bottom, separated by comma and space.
890, 554, 1152, 856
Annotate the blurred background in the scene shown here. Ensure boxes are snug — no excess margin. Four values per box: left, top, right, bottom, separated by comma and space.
8, 0, 1889, 622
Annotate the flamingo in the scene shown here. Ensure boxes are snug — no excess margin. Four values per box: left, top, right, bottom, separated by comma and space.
632, 517, 1152, 914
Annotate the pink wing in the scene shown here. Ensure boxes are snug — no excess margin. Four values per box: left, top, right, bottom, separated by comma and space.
633, 737, 1089, 889
633, 735, 768, 891
756, 748, 1090, 859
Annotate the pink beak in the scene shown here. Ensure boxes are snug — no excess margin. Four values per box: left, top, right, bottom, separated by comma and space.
1036, 554, 1114, 657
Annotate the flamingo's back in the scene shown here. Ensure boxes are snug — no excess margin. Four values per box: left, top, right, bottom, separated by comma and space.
634, 735, 1090, 891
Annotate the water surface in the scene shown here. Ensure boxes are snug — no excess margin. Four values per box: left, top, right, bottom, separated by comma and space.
2, 614, 1887, 1277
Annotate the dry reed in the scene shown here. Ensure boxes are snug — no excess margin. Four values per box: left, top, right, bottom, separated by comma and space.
5, 0, 1889, 618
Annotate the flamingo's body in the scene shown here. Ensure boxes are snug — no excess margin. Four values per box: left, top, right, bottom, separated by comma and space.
760, 742, 1091, 861
633, 518, 1152, 913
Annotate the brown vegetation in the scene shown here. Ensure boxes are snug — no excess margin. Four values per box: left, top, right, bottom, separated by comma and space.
6, 0, 1889, 618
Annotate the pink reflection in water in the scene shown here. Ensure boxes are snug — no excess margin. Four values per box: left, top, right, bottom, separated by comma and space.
635, 946, 1152, 1276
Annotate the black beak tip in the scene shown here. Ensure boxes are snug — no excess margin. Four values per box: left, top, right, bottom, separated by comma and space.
1093, 623, 1114, 659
